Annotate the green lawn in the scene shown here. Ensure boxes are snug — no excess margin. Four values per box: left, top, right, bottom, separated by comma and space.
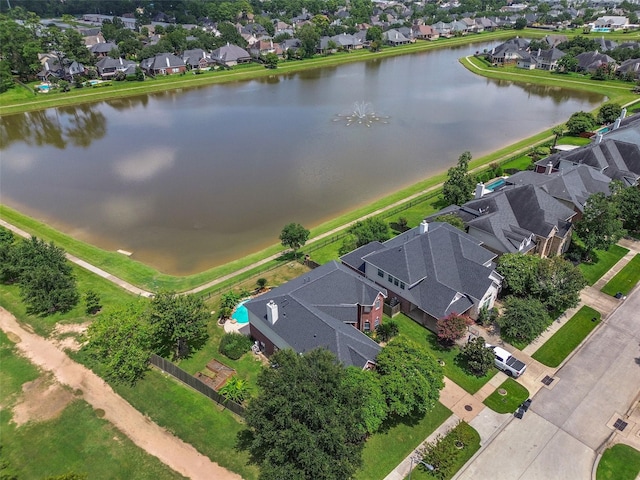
393, 314, 497, 394
406, 422, 481, 480
602, 254, 640, 296
556, 135, 592, 147
0, 331, 184, 480
579, 245, 630, 285
482, 378, 530, 414
500, 155, 533, 171
354, 402, 452, 480
597, 444, 640, 480
532, 306, 601, 368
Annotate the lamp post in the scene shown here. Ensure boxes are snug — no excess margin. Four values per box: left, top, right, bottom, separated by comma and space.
409, 456, 435, 479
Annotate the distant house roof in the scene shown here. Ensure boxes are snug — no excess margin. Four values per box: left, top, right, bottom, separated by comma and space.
140, 52, 185, 71
245, 261, 386, 368
210, 44, 251, 64
90, 42, 117, 54
536, 114, 640, 186
182, 48, 210, 67
575, 51, 616, 72
342, 222, 500, 319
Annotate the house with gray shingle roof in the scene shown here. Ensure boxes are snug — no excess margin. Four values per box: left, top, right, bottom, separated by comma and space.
140, 53, 186, 75
505, 164, 612, 215
341, 222, 502, 332
95, 56, 137, 79
444, 184, 577, 257
575, 50, 616, 73
245, 261, 386, 368
534, 112, 640, 187
210, 43, 251, 67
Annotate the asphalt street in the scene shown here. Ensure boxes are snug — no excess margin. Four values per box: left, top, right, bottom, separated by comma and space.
457, 286, 640, 480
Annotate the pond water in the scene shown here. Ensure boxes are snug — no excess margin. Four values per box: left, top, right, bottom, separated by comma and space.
0, 42, 603, 274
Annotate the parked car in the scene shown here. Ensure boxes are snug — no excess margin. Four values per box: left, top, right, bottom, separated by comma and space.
488, 345, 527, 377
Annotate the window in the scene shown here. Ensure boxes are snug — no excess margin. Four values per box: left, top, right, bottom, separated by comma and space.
364, 321, 371, 331
363, 306, 371, 313
400, 282, 405, 290
172, 68, 180, 73
394, 278, 399, 286
388, 274, 393, 282
378, 269, 384, 278
375, 299, 380, 309
374, 317, 380, 327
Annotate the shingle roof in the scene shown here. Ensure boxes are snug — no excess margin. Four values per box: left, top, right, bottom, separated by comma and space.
245, 261, 385, 368
349, 223, 499, 319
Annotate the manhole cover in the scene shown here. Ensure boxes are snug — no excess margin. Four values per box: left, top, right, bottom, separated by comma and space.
464, 405, 473, 411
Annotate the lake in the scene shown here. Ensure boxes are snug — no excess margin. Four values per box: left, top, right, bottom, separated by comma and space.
0, 42, 603, 274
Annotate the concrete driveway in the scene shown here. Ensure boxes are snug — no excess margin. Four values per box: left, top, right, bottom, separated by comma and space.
457, 287, 640, 480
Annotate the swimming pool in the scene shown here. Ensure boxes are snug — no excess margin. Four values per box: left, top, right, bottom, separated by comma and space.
486, 178, 506, 191
232, 300, 249, 324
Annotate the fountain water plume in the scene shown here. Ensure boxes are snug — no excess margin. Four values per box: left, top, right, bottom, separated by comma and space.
333, 101, 390, 127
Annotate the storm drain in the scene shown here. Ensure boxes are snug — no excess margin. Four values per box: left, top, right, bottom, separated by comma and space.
613, 419, 628, 432
541, 375, 554, 386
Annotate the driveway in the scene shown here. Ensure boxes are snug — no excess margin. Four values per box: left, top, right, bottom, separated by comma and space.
457, 287, 640, 480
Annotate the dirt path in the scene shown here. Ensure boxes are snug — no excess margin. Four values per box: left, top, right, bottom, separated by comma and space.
0, 308, 242, 480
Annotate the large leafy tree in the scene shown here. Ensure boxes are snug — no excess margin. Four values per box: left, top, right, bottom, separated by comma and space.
442, 151, 475, 206
9, 236, 78, 315
343, 217, 391, 252
436, 313, 472, 347
566, 111, 597, 136
375, 338, 444, 418
498, 296, 549, 344
85, 302, 153, 384
279, 222, 310, 256
147, 291, 210, 360
497, 253, 540, 296
244, 349, 368, 480
0, 13, 42, 81
342, 367, 388, 436
575, 192, 626, 258
611, 181, 640, 233
533, 256, 586, 314
597, 102, 622, 124
297, 23, 320, 58
460, 336, 494, 376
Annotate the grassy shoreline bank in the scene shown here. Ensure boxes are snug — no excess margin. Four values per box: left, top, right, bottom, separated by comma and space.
3, 30, 640, 292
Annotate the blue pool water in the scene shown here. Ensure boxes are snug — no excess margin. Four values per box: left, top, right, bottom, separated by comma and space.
232, 300, 249, 323
486, 178, 506, 190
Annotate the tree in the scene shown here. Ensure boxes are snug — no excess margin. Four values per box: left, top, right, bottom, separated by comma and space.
514, 17, 527, 29
12, 236, 79, 315
244, 349, 368, 480
375, 338, 444, 417
0, 60, 13, 93
346, 217, 391, 248
442, 151, 475, 206
566, 111, 597, 136
611, 182, 640, 233
575, 192, 626, 258
256, 278, 268, 291
297, 24, 320, 58
460, 336, 494, 376
557, 54, 578, 73
597, 102, 622, 124
498, 296, 549, 344
533, 256, 586, 314
279, 222, 310, 257
551, 125, 564, 147
84, 289, 102, 315
497, 253, 540, 296
437, 313, 472, 346
366, 26, 383, 44
264, 52, 278, 69
434, 213, 465, 231
148, 291, 210, 360
342, 367, 387, 435
84, 302, 153, 384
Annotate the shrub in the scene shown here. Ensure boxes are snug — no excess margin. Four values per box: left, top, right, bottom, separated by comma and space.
84, 289, 102, 315
437, 313, 472, 347
219, 333, 253, 360
420, 421, 474, 479
375, 320, 399, 342
498, 296, 549, 344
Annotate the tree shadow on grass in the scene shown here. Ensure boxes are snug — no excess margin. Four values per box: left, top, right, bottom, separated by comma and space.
275, 251, 301, 262
376, 409, 426, 435
235, 428, 262, 466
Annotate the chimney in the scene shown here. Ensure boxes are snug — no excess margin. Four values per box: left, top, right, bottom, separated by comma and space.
545, 161, 553, 175
419, 220, 429, 234
621, 107, 627, 119
266, 300, 278, 325
475, 182, 487, 199
613, 118, 621, 130
595, 133, 603, 144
